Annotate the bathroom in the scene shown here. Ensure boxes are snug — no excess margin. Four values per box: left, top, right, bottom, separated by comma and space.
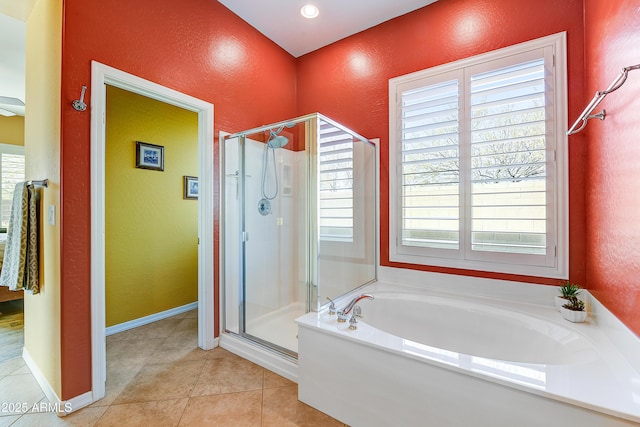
10, 0, 640, 425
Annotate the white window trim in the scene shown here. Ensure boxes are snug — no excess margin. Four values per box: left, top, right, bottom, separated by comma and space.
389, 32, 568, 279
0, 142, 26, 229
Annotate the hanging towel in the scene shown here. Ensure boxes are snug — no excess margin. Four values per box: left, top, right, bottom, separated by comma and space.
0, 182, 39, 294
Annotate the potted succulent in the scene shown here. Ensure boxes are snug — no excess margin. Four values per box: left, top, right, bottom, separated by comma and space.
560, 296, 587, 323
555, 281, 582, 310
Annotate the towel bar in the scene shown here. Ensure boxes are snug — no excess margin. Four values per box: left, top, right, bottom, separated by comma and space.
27, 179, 48, 188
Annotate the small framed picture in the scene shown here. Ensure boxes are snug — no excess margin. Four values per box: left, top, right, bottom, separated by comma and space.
135, 141, 164, 171
184, 176, 198, 200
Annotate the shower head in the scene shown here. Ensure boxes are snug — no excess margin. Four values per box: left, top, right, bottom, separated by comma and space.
267, 134, 289, 149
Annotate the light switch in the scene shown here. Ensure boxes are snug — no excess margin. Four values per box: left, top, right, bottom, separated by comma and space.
48, 205, 55, 226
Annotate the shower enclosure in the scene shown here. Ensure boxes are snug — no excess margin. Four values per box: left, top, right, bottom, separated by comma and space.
221, 113, 377, 359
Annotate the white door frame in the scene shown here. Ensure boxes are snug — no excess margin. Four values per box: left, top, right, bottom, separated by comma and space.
90, 61, 215, 400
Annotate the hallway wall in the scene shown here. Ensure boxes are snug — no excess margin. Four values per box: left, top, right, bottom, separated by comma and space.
105, 86, 198, 326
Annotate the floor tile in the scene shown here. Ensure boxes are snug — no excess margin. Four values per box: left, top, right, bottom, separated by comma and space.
0, 373, 45, 415
145, 332, 208, 365
90, 362, 147, 407
262, 386, 343, 427
191, 355, 264, 397
95, 398, 188, 427
0, 301, 25, 364
0, 309, 344, 426
172, 317, 197, 334
106, 337, 164, 363
0, 356, 26, 379
113, 360, 204, 405
0, 415, 21, 427
11, 364, 31, 375
178, 391, 262, 427
206, 347, 243, 360
10, 406, 108, 426
263, 370, 295, 389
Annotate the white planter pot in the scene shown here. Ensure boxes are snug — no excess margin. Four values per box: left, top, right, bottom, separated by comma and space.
554, 296, 570, 311
560, 306, 587, 323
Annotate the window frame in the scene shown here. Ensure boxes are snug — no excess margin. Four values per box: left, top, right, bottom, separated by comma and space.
0, 142, 26, 230
388, 32, 568, 279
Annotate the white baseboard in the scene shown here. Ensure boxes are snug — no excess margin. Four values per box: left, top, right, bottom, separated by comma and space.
22, 347, 71, 416
105, 302, 197, 336
64, 391, 93, 415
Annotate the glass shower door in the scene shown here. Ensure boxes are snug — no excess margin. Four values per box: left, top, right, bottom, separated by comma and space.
222, 113, 376, 360
240, 129, 308, 357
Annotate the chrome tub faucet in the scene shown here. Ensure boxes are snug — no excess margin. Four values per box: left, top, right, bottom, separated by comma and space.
337, 293, 374, 322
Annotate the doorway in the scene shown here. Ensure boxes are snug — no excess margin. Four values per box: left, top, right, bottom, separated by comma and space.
90, 62, 214, 401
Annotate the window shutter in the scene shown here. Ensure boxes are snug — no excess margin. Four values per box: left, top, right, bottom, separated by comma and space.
400, 79, 460, 250
389, 33, 567, 277
319, 120, 354, 242
469, 59, 547, 255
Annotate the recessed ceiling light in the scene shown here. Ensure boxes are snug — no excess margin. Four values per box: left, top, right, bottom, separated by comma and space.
300, 4, 319, 19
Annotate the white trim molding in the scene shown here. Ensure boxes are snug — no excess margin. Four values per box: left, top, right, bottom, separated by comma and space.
90, 61, 215, 403
22, 348, 103, 416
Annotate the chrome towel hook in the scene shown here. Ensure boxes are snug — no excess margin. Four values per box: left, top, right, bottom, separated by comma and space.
72, 86, 87, 111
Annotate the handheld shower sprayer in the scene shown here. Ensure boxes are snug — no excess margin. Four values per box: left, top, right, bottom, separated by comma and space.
258, 125, 290, 215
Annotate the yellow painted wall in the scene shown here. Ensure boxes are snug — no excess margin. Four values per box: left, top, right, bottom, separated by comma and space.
0, 116, 25, 146
105, 86, 198, 326
0, 0, 37, 21
23, 0, 62, 397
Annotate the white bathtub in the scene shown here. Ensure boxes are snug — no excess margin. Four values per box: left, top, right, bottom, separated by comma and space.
296, 281, 640, 427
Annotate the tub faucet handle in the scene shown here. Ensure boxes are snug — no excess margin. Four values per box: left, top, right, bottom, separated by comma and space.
326, 297, 337, 316
348, 306, 362, 330
337, 293, 374, 322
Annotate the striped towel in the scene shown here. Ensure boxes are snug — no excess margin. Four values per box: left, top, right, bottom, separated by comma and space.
0, 182, 39, 294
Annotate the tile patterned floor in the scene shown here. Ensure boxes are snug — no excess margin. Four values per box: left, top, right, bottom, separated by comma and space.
0, 310, 345, 426
0, 300, 24, 363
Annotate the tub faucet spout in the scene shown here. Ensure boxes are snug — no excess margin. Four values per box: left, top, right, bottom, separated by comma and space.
337, 294, 374, 322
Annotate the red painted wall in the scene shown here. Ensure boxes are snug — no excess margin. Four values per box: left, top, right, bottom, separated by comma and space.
60, 0, 297, 399
61, 0, 640, 403
583, 0, 640, 336
297, 0, 587, 286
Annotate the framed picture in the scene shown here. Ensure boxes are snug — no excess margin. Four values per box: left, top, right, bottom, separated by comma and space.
184, 176, 198, 200
135, 141, 164, 171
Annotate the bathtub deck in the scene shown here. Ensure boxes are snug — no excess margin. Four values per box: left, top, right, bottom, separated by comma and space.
296, 281, 640, 426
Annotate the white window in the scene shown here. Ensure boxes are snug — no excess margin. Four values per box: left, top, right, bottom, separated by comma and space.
389, 33, 568, 278
0, 143, 26, 229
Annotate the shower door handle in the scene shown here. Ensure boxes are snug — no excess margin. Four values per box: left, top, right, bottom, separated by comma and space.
243, 231, 249, 242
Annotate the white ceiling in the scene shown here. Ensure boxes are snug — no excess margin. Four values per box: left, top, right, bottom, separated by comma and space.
0, 13, 25, 116
218, 0, 438, 57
